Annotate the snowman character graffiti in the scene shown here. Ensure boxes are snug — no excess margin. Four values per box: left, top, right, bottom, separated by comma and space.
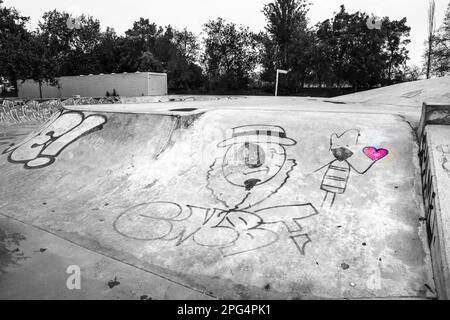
313, 129, 389, 208
204, 125, 321, 256
114, 125, 319, 257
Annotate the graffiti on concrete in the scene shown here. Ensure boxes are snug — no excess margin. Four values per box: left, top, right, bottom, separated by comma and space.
314, 129, 389, 208
363, 147, 389, 161
2, 110, 107, 169
114, 125, 319, 257
207, 125, 298, 210
0, 97, 120, 124
436, 144, 450, 176
113, 202, 318, 257
0, 100, 59, 124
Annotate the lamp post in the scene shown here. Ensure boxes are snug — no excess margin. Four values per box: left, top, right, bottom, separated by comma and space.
275, 69, 290, 96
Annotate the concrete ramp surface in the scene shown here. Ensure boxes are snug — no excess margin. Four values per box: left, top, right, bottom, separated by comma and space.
332, 76, 450, 107
0, 105, 435, 299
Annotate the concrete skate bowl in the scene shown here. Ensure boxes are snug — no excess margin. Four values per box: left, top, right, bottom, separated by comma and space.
331, 76, 450, 107
0, 106, 435, 299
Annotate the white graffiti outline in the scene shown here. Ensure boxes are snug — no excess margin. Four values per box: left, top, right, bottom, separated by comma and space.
2, 110, 107, 169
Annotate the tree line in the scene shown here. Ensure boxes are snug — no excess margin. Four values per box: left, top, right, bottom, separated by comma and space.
427, 2, 450, 77
1, 0, 448, 97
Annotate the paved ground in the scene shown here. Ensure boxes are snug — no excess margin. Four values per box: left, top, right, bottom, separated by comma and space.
1, 124, 216, 300
0, 216, 214, 300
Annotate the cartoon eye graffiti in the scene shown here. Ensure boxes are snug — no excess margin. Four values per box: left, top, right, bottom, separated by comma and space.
236, 142, 265, 169
222, 142, 288, 190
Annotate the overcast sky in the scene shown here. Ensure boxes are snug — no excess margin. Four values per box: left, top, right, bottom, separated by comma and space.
4, 0, 449, 67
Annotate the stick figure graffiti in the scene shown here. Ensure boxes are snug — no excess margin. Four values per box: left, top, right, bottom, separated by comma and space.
313, 129, 389, 208
114, 125, 319, 257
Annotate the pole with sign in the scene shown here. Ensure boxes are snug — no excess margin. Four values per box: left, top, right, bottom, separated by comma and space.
275, 69, 289, 96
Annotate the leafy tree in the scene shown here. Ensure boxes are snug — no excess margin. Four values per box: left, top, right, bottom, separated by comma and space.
165, 28, 203, 91
125, 18, 162, 51
284, 29, 315, 91
38, 10, 103, 76
315, 6, 410, 90
202, 18, 260, 91
260, 0, 311, 94
308, 31, 332, 88
262, 0, 309, 68
174, 28, 200, 64
171, 28, 204, 90
119, 18, 164, 72
120, 21, 203, 90
256, 32, 278, 83
95, 27, 123, 74
0, 0, 32, 93
153, 25, 178, 71
429, 2, 450, 76
28, 31, 59, 98
403, 65, 422, 81
381, 17, 411, 84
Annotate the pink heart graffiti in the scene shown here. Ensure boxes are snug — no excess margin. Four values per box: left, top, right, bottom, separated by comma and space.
363, 147, 389, 161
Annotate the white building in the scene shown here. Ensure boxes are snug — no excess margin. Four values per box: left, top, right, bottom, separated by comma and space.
17, 72, 168, 99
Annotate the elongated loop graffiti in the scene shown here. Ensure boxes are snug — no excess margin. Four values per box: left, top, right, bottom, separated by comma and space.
2, 110, 107, 169
114, 202, 319, 257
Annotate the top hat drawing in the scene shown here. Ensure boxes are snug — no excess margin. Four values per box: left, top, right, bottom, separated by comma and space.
217, 125, 297, 148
